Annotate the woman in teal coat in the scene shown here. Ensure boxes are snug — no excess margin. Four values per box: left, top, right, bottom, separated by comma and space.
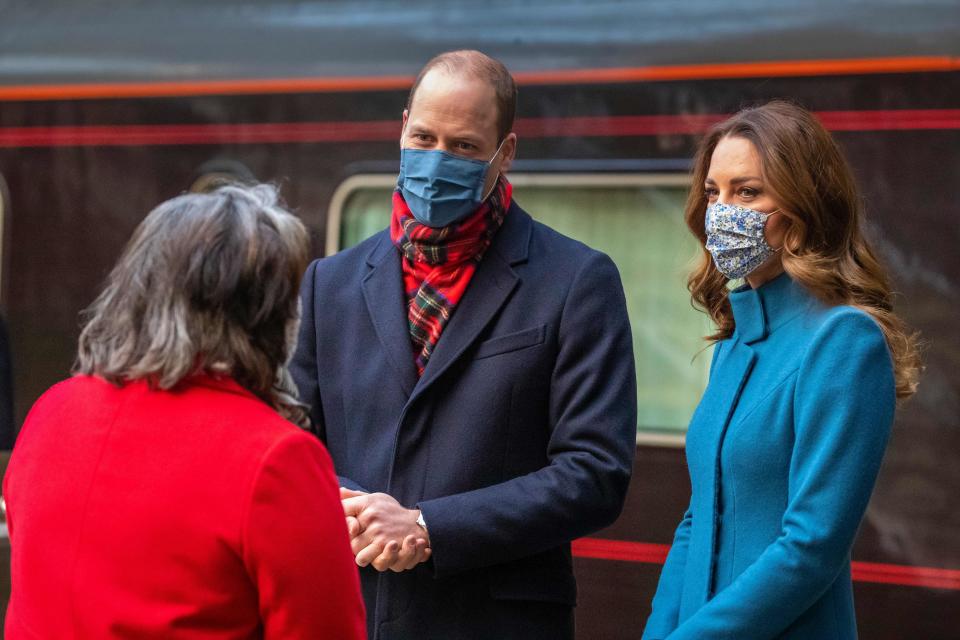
643, 101, 922, 639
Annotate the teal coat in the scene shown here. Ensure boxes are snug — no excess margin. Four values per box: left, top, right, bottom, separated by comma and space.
643, 273, 896, 640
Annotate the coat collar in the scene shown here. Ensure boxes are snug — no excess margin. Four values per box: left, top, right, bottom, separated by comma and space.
177, 372, 259, 400
487, 201, 533, 266
729, 272, 813, 344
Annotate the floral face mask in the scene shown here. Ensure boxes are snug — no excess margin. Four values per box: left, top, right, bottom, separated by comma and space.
705, 202, 779, 279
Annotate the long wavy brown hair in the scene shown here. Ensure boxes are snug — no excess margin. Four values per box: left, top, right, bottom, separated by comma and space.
686, 100, 921, 399
74, 184, 312, 426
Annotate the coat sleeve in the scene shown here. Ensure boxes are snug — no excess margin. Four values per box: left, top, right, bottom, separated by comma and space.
643, 344, 722, 639
665, 308, 896, 639
289, 259, 368, 493
417, 251, 637, 578
642, 503, 693, 639
242, 430, 366, 639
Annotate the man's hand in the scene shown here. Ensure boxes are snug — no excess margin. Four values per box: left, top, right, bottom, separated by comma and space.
340, 488, 431, 572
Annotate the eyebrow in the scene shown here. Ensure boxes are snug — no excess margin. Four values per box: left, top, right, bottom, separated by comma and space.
407, 124, 434, 134
704, 176, 763, 185
406, 124, 487, 145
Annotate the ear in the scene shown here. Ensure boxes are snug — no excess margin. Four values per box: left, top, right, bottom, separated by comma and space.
498, 133, 518, 174
400, 109, 409, 146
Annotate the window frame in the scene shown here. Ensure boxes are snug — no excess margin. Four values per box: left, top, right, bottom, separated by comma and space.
326, 172, 694, 448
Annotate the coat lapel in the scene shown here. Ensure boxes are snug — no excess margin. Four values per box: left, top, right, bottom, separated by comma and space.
704, 337, 756, 487
686, 336, 757, 608
409, 204, 532, 403
361, 235, 419, 397
411, 250, 519, 400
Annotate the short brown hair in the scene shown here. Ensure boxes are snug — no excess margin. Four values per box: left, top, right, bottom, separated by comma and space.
74, 184, 311, 426
407, 50, 517, 142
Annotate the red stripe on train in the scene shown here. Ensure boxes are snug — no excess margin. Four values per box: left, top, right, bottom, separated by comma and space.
572, 538, 960, 591
572, 538, 671, 564
0, 110, 957, 148
0, 55, 956, 102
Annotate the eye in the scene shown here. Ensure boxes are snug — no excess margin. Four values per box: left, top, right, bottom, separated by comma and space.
738, 186, 759, 198
704, 186, 719, 200
455, 141, 478, 152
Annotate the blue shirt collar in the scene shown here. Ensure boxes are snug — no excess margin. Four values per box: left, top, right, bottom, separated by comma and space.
729, 272, 814, 344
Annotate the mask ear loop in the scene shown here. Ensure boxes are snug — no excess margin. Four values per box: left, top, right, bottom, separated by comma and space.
761, 208, 785, 253
487, 137, 508, 164
481, 137, 509, 201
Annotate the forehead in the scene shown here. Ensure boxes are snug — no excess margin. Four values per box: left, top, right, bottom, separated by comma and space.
407, 69, 499, 138
707, 136, 762, 179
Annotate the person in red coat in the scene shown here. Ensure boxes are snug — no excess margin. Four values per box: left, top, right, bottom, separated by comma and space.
2, 184, 367, 639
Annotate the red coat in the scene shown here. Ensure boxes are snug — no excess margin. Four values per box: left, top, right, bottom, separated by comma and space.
3, 374, 366, 639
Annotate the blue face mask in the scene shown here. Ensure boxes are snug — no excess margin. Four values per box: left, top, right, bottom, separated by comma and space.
705, 202, 780, 279
397, 140, 505, 228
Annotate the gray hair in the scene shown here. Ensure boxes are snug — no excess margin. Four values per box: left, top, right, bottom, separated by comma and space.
75, 183, 311, 428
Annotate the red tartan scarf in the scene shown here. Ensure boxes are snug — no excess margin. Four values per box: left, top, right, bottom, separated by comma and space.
390, 176, 512, 377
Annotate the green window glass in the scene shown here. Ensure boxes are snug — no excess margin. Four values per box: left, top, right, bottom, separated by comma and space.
332, 176, 713, 437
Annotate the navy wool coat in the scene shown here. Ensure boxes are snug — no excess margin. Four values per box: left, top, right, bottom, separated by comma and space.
291, 202, 637, 640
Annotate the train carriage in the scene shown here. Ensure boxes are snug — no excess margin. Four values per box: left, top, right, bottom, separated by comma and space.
0, 2, 958, 637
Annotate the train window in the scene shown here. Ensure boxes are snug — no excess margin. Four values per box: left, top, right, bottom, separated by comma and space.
328, 174, 712, 445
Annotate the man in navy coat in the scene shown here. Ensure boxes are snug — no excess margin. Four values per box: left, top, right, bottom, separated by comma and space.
291, 49, 637, 640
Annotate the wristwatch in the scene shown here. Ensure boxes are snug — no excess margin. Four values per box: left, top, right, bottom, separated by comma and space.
416, 511, 428, 533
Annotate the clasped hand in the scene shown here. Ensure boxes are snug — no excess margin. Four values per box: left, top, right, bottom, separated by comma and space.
340, 488, 431, 572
